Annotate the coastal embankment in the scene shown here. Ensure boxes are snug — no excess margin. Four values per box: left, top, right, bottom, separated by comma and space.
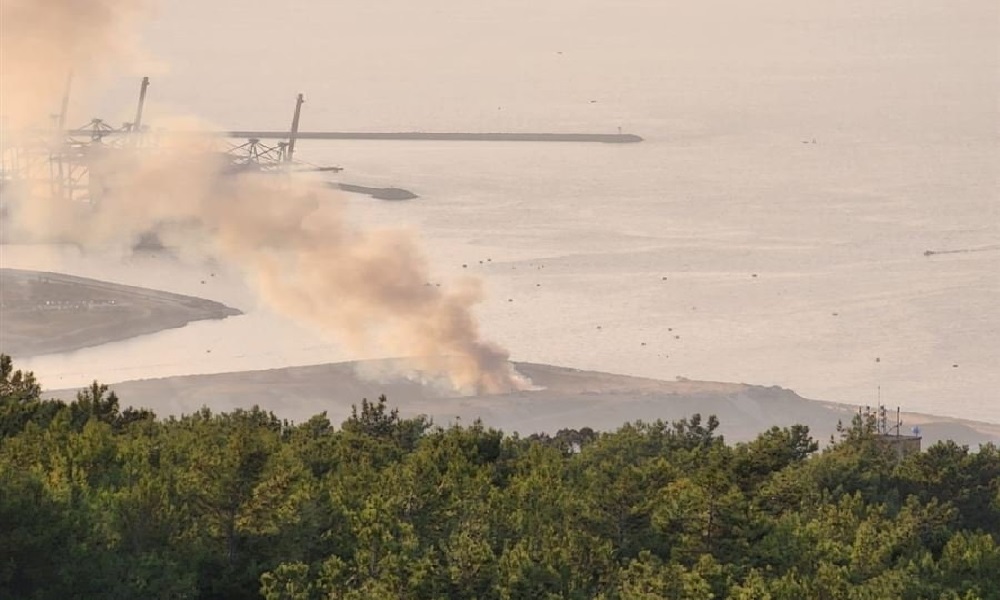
227, 131, 643, 144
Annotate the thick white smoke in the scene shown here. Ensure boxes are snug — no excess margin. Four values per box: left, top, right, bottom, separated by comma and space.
1, 0, 528, 394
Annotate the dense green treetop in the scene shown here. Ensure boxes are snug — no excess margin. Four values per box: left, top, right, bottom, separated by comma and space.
1, 354, 998, 599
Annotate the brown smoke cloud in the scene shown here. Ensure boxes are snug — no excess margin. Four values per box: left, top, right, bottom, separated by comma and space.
8, 134, 528, 394
2, 0, 528, 394
0, 0, 150, 129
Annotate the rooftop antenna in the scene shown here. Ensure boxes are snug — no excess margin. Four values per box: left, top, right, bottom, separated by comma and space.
878, 386, 885, 433
874, 356, 882, 433
285, 93, 304, 163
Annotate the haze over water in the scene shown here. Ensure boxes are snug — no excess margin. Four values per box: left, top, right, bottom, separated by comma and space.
7, 0, 998, 422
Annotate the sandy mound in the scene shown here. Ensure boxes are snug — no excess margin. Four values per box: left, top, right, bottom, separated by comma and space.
0, 268, 242, 357
46, 360, 1000, 447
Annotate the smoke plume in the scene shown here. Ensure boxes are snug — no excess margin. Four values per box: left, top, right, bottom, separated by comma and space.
2, 1, 527, 394
0, 0, 149, 130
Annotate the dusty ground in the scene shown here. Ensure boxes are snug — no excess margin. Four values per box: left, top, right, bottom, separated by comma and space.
46, 359, 1000, 447
0, 268, 242, 358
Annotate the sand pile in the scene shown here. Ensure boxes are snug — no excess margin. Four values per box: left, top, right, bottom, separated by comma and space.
44, 359, 1000, 447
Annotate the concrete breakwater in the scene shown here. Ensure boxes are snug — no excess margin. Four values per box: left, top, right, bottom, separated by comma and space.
226, 131, 643, 144
334, 183, 418, 201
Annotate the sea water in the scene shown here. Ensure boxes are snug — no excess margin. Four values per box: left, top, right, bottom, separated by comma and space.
5, 0, 997, 422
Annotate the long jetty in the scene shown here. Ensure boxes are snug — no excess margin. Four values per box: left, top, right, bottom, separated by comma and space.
225, 131, 643, 144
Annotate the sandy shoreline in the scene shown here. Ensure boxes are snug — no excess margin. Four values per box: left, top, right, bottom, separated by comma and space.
0, 268, 242, 358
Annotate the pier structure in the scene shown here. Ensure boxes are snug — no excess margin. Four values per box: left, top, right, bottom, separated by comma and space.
2, 76, 641, 207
